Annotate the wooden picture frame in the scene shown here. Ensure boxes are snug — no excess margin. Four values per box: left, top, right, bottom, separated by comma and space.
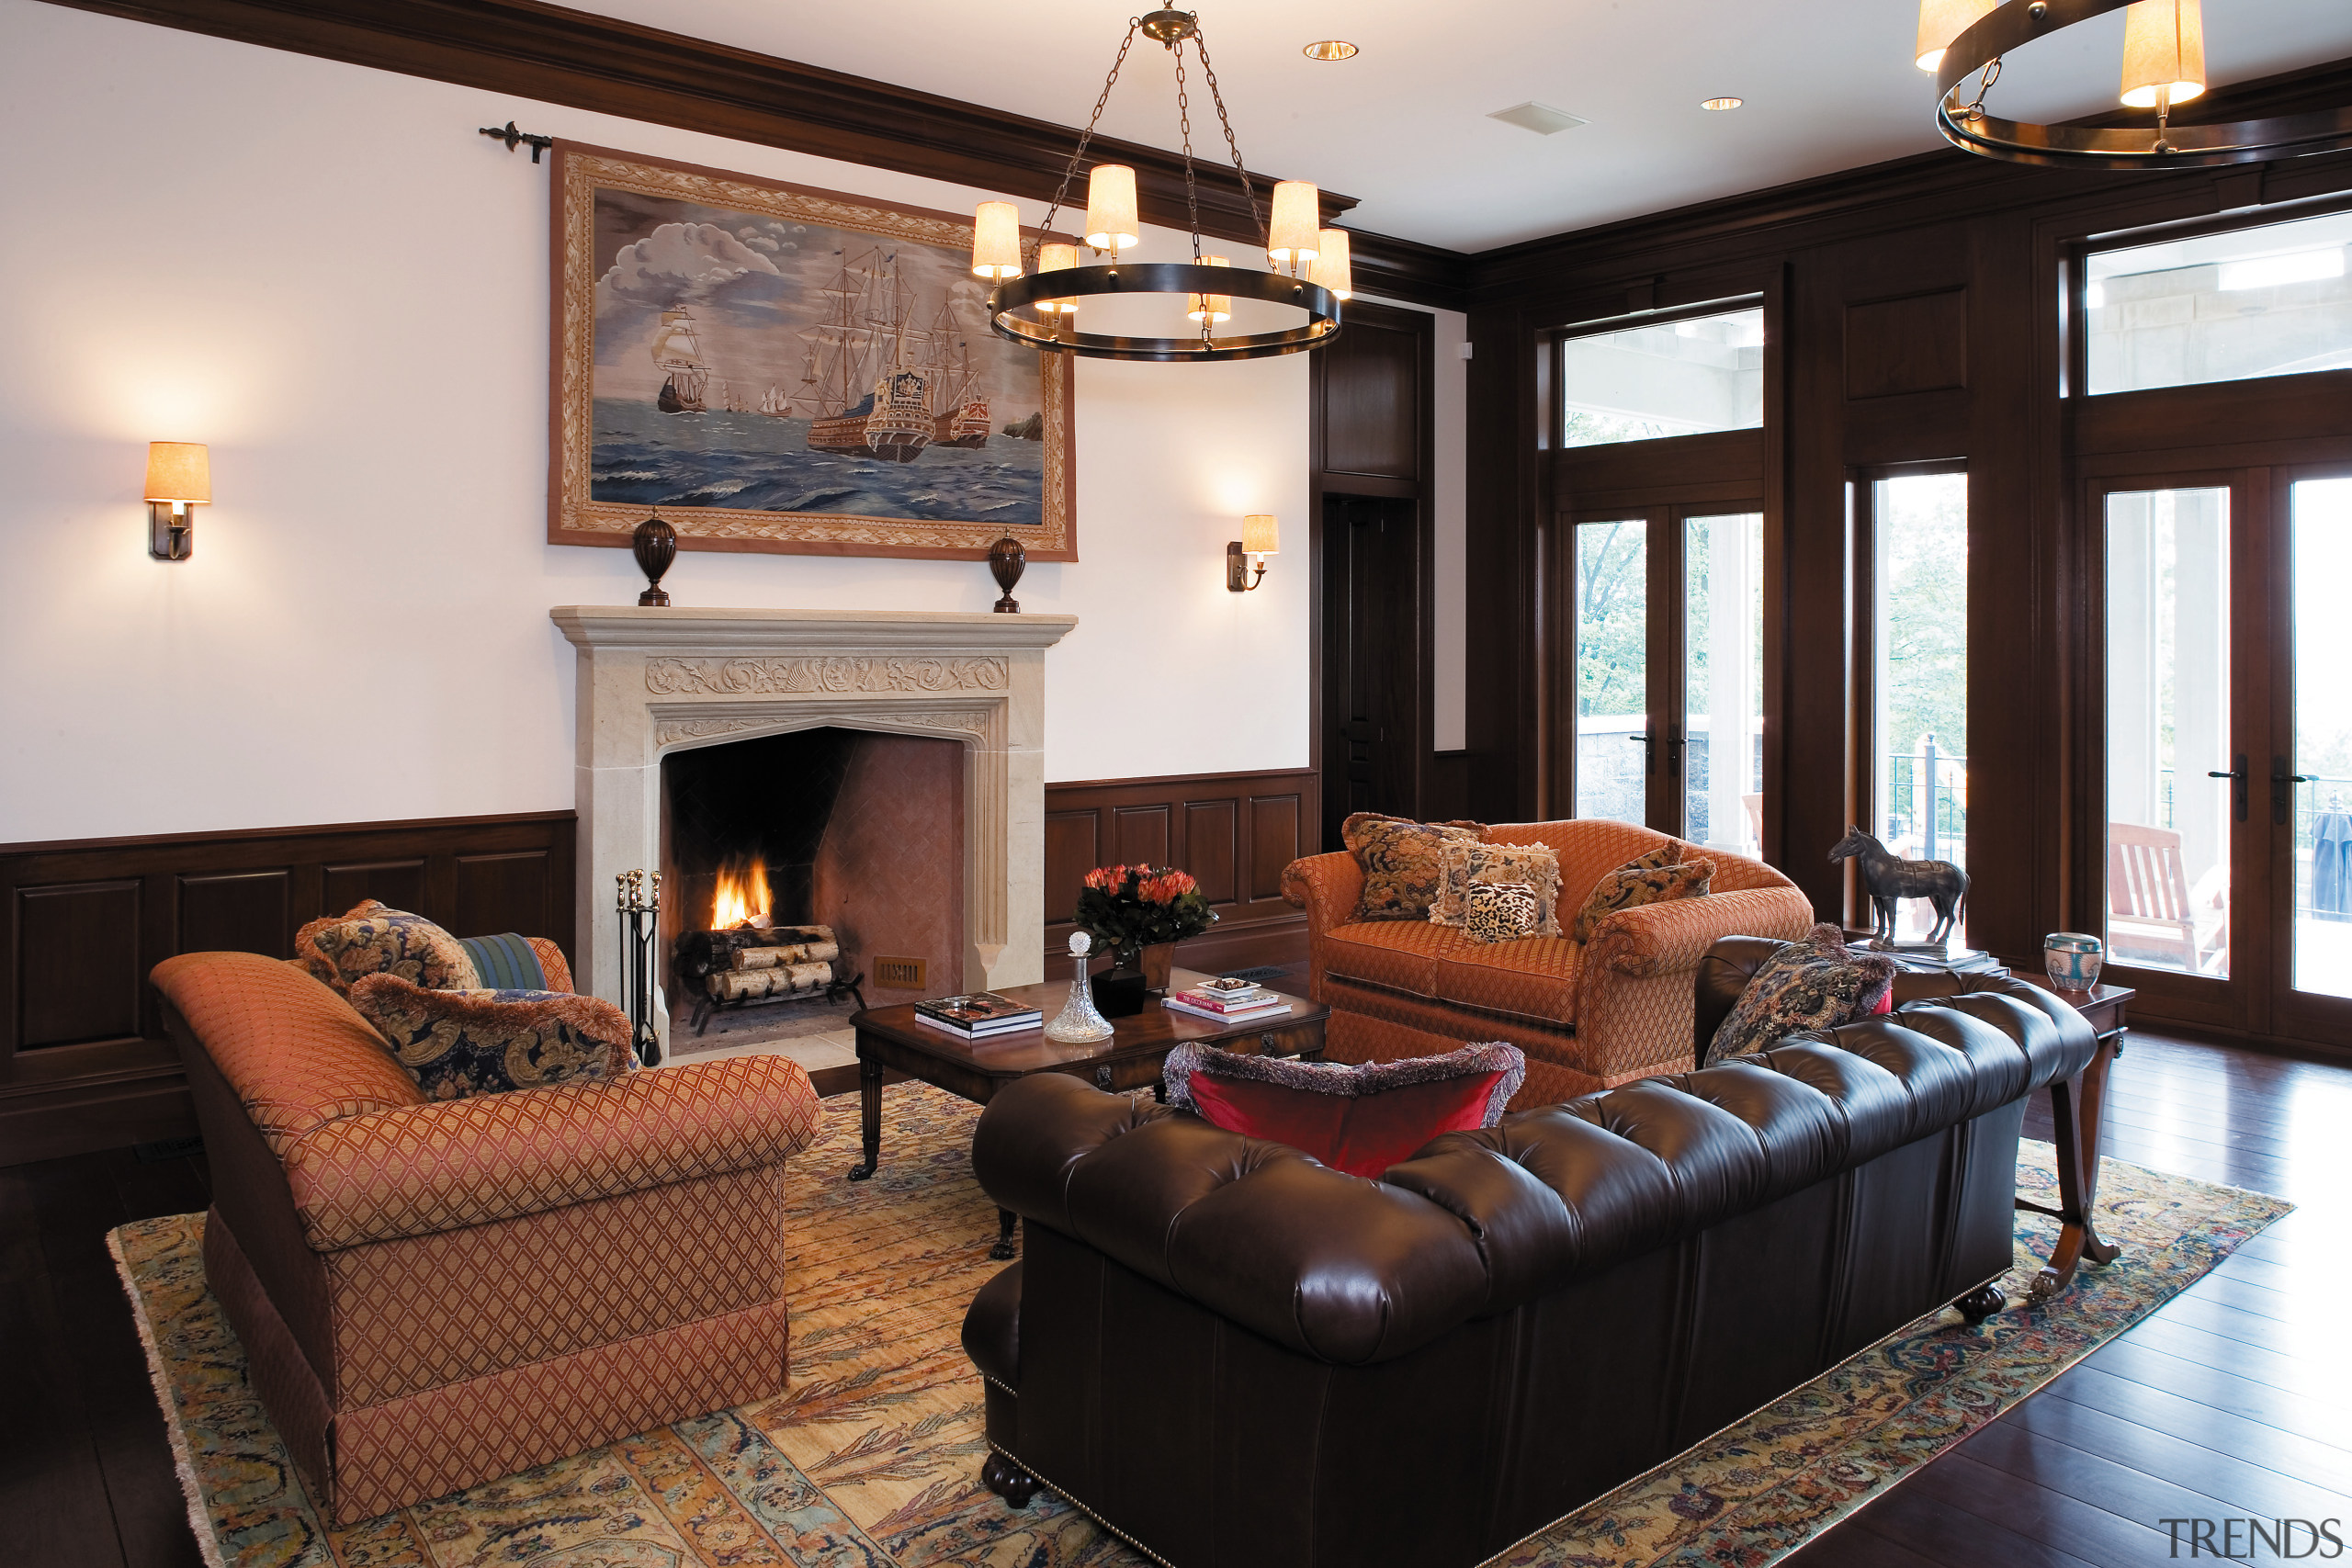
549, 142, 1076, 561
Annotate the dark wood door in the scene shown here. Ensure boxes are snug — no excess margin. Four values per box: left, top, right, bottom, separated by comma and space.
1323, 492, 1423, 846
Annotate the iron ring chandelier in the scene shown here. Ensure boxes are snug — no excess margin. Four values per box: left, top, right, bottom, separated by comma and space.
1932, 0, 2352, 169
967, 8, 1348, 363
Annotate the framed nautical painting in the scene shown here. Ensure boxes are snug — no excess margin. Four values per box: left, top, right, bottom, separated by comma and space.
549, 143, 1076, 560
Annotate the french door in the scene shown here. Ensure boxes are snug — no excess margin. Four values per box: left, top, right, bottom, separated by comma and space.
1550, 505, 1765, 854
2092, 462, 2352, 1040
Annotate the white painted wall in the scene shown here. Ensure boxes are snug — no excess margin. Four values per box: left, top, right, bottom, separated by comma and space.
0, 2, 1309, 843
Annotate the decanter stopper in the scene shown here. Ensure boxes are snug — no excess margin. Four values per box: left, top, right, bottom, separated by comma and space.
1045, 930, 1116, 1043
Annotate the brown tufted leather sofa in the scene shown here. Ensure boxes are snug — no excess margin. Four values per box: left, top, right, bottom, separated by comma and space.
150, 950, 822, 1524
959, 961, 2093, 1568
1282, 819, 1815, 1109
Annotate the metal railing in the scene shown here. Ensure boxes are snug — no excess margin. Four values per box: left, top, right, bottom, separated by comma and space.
1882, 736, 1968, 864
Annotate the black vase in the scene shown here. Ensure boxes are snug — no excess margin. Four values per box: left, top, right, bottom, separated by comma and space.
1091, 964, 1151, 1019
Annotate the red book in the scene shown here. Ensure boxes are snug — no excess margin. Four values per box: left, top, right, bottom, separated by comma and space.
1171, 988, 1278, 1013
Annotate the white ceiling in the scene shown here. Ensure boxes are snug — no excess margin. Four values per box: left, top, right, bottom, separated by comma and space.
567, 0, 2352, 253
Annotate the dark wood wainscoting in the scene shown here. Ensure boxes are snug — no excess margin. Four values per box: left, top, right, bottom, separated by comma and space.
0, 811, 575, 1166
1044, 769, 1318, 976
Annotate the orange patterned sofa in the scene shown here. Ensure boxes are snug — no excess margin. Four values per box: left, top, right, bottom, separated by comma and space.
1282, 819, 1813, 1107
149, 950, 822, 1524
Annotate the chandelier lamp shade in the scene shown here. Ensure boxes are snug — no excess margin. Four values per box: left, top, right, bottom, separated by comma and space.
1919, 0, 2352, 168
967, 7, 1340, 363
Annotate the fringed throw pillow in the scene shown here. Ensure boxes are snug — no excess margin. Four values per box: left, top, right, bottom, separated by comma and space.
295, 900, 479, 997
1342, 811, 1487, 921
1432, 839, 1564, 935
1569, 847, 1714, 942
348, 974, 634, 1101
1163, 1040, 1526, 1179
1703, 923, 1898, 1068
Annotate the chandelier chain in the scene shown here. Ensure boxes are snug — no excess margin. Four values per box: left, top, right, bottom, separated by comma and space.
1191, 28, 1265, 243
1964, 54, 2003, 122
1038, 20, 1139, 257
1173, 46, 1204, 261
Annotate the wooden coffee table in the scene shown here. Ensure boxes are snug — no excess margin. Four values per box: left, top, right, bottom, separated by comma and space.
846, 976, 1329, 1258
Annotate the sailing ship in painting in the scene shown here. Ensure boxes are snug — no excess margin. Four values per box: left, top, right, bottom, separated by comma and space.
650, 306, 708, 414
652, 248, 992, 465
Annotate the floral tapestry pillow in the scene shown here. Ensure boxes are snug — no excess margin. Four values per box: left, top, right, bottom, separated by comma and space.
348, 974, 634, 1101
1703, 923, 1898, 1068
1433, 840, 1565, 936
1464, 880, 1544, 945
1342, 811, 1487, 922
295, 900, 480, 997
1569, 852, 1713, 942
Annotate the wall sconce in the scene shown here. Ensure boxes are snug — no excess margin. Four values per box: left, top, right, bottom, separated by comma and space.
144, 442, 210, 560
1227, 513, 1278, 592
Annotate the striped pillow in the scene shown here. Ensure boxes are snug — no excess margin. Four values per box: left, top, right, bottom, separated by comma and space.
459, 932, 549, 992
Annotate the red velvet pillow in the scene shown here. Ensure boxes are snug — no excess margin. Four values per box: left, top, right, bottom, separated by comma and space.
1869, 987, 1895, 1016
1161, 1042, 1527, 1179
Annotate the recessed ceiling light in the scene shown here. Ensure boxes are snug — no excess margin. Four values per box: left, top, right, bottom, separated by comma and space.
1487, 101, 1590, 136
1303, 39, 1358, 62
1701, 96, 1745, 111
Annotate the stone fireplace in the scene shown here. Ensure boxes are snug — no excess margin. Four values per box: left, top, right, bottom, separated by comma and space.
550, 606, 1078, 1044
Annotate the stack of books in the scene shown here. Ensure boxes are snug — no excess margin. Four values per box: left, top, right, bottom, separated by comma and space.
914, 992, 1044, 1038
1163, 976, 1292, 1024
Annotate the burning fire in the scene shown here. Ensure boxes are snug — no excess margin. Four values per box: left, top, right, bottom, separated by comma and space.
712, 857, 772, 930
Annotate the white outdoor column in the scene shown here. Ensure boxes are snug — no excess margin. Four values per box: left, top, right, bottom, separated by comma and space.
550, 606, 1079, 1026
2105, 494, 2160, 831
1705, 514, 1755, 854
2173, 491, 2230, 897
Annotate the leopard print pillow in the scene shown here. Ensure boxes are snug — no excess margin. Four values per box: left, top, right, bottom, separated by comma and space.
1464, 880, 1543, 945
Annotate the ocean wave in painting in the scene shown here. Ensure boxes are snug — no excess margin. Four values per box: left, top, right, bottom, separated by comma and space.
589, 398, 1045, 526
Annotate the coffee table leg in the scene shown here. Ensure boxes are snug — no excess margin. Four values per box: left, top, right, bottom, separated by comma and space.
2030, 1033, 2120, 1303
847, 1055, 882, 1181
990, 1207, 1017, 1261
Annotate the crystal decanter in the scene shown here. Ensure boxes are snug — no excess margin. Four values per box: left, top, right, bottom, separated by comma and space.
1044, 930, 1116, 1043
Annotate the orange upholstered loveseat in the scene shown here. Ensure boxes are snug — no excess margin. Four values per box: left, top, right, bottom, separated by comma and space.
1282, 819, 1813, 1106
149, 950, 822, 1524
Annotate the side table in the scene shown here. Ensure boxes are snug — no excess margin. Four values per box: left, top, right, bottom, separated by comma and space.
2013, 977, 2133, 1303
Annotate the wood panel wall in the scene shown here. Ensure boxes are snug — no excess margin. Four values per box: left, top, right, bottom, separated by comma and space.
0, 812, 575, 1165
1461, 61, 2352, 1038
1043, 769, 1318, 976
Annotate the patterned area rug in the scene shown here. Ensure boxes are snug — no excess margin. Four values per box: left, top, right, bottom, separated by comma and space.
113, 1083, 2291, 1568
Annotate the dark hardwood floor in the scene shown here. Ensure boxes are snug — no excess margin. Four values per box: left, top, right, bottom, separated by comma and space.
1788, 1030, 2352, 1568
2, 1027, 2343, 1566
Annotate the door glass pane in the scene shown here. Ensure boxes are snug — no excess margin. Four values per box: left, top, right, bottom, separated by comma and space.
1560, 308, 1764, 446
1575, 521, 1647, 823
1685, 513, 1764, 855
1870, 474, 1970, 942
2292, 477, 2352, 999
2105, 488, 2231, 978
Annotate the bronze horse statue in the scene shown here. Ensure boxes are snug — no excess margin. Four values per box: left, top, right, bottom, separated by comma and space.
1829, 825, 1969, 945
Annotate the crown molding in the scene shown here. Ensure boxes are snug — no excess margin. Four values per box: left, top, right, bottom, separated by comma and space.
40, 0, 1370, 247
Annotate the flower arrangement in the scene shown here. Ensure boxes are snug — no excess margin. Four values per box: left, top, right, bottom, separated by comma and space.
1073, 863, 1219, 968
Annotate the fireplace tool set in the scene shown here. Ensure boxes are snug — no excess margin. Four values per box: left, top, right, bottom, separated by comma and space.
615, 870, 663, 1066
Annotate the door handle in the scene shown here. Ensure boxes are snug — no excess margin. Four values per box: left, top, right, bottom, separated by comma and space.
1628, 731, 1653, 774
2207, 754, 2247, 822
2272, 757, 2314, 827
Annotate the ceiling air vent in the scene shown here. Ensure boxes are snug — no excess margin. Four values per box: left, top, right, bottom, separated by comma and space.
1487, 102, 1589, 136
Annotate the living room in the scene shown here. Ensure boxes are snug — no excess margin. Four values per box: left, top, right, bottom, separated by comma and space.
4, 0, 2350, 1563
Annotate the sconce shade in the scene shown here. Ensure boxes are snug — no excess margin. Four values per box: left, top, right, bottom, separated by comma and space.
971, 201, 1024, 278
1311, 228, 1352, 300
2120, 0, 2206, 107
1242, 513, 1279, 556
1186, 255, 1232, 322
1036, 240, 1080, 313
144, 442, 210, 503
1914, 0, 1996, 71
1082, 164, 1140, 252
1266, 181, 1321, 265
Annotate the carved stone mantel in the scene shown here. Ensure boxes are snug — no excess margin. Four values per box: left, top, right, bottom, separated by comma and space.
550, 606, 1079, 1021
